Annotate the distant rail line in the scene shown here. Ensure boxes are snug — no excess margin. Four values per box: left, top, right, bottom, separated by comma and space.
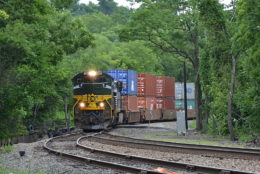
43, 130, 256, 174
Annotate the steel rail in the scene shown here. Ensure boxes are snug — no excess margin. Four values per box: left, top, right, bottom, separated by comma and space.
77, 135, 254, 174
43, 133, 163, 174
103, 133, 260, 152
94, 133, 260, 160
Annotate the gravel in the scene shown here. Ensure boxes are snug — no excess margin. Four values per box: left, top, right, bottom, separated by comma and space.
0, 138, 122, 174
1, 121, 259, 174
80, 138, 260, 173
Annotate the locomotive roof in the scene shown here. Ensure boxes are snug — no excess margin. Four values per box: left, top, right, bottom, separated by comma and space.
72, 71, 114, 82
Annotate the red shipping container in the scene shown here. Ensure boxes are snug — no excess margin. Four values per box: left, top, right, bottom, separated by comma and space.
155, 76, 165, 97
156, 97, 175, 109
137, 96, 156, 110
156, 76, 175, 97
137, 96, 145, 108
137, 74, 156, 96
146, 97, 156, 110
164, 97, 175, 109
122, 96, 138, 111
164, 77, 175, 97
156, 97, 164, 109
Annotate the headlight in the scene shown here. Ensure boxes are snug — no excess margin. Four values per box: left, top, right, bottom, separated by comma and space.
88, 70, 97, 77
79, 102, 85, 108
99, 102, 105, 107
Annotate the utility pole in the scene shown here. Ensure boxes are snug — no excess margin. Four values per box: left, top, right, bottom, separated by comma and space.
183, 61, 188, 130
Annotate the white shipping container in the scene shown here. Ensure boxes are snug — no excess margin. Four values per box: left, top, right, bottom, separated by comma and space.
175, 83, 195, 99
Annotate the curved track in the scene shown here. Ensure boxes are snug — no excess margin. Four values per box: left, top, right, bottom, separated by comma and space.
77, 134, 255, 174
44, 132, 164, 174
44, 131, 256, 174
93, 133, 260, 160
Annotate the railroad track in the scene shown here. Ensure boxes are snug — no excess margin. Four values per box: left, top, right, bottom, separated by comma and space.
93, 133, 260, 160
44, 131, 256, 174
44, 132, 165, 174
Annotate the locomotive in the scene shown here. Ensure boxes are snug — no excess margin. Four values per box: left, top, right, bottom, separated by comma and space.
72, 70, 122, 130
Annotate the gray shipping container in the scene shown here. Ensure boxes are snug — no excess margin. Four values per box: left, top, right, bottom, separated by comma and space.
175, 83, 195, 99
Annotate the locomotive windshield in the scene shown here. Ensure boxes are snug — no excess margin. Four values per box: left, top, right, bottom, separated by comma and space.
72, 72, 114, 95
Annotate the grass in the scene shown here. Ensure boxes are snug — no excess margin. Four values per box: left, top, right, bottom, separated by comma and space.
143, 132, 248, 148
0, 145, 14, 154
188, 120, 196, 129
0, 168, 44, 174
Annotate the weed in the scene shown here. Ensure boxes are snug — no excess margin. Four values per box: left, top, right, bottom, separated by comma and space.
0, 145, 14, 154
0, 168, 45, 174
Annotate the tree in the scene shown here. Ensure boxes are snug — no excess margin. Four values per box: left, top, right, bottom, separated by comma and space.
232, 0, 260, 140
120, 0, 203, 130
199, 0, 237, 140
98, 0, 117, 15
0, 0, 94, 138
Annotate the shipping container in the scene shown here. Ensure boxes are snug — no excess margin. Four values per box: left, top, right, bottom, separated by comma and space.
175, 99, 195, 110
156, 97, 164, 109
164, 77, 175, 97
155, 76, 165, 97
164, 97, 175, 109
107, 69, 137, 95
122, 96, 138, 111
137, 73, 156, 96
137, 96, 156, 110
156, 76, 175, 97
175, 83, 195, 99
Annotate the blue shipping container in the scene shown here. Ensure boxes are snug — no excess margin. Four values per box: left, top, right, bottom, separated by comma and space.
107, 69, 137, 95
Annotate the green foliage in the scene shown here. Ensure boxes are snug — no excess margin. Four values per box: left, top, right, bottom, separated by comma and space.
69, 1, 100, 16
0, 145, 14, 154
231, 0, 260, 139
80, 13, 113, 33
98, 0, 117, 15
61, 34, 161, 75
50, 0, 74, 9
189, 120, 196, 129
0, 10, 9, 20
0, 0, 94, 139
0, 168, 44, 174
198, 0, 260, 140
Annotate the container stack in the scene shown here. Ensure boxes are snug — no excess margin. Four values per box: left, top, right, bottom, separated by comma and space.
175, 82, 195, 118
155, 76, 175, 110
107, 69, 137, 96
107, 69, 176, 120
107, 69, 138, 112
137, 73, 157, 111
137, 74, 175, 111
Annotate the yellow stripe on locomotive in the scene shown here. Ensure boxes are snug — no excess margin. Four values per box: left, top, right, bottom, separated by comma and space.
73, 94, 113, 115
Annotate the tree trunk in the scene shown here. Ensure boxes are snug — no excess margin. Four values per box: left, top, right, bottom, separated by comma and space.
227, 55, 236, 141
192, 27, 202, 131
204, 93, 210, 125
32, 103, 40, 124
195, 73, 202, 130
63, 96, 70, 133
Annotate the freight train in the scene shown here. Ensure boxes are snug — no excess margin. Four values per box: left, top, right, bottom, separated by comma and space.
72, 69, 195, 130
